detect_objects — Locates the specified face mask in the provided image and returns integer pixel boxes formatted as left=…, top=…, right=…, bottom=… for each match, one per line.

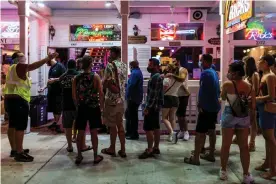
left=147, top=67, right=153, bottom=73
left=227, top=73, right=233, bottom=80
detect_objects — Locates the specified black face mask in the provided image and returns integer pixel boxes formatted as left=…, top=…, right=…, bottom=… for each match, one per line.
left=147, top=67, right=153, bottom=73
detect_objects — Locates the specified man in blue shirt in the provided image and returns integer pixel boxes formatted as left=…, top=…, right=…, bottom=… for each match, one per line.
left=185, top=54, right=220, bottom=165
left=125, top=60, right=143, bottom=140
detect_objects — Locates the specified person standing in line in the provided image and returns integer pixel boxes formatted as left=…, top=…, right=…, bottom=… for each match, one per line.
left=56, top=59, right=91, bottom=153
left=4, top=51, right=58, bottom=162
left=39, top=56, right=66, bottom=133
left=184, top=54, right=220, bottom=165
left=175, top=60, right=190, bottom=141
left=162, top=63, right=183, bottom=143
left=232, top=56, right=259, bottom=152
left=101, top=47, right=127, bottom=158
left=219, top=61, right=255, bottom=183
left=72, top=56, right=104, bottom=165
left=125, top=60, right=143, bottom=140
left=138, top=58, right=163, bottom=159
left=255, top=55, right=276, bottom=180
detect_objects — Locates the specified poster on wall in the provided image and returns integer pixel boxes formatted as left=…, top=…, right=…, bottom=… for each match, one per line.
left=151, top=23, right=203, bottom=41
left=234, top=20, right=276, bottom=41
left=224, top=0, right=254, bottom=34
left=1, top=22, right=19, bottom=38
left=70, top=24, right=121, bottom=42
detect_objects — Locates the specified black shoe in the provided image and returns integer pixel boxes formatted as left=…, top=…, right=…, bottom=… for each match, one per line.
left=55, top=125, right=64, bottom=134
left=138, top=149, right=154, bottom=159
left=48, top=122, right=57, bottom=130
left=14, top=152, right=34, bottom=162
left=152, top=148, right=161, bottom=155
left=10, top=149, right=30, bottom=157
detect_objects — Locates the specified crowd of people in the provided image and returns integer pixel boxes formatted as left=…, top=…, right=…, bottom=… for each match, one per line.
left=2, top=46, right=276, bottom=183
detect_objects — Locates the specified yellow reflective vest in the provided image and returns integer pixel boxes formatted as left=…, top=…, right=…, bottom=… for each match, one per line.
left=3, top=64, right=31, bottom=102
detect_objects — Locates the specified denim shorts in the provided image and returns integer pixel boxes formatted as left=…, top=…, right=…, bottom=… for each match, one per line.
left=257, top=103, right=276, bottom=130
left=221, top=106, right=250, bottom=129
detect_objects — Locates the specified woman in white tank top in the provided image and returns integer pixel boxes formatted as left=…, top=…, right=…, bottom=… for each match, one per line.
left=162, top=64, right=183, bottom=142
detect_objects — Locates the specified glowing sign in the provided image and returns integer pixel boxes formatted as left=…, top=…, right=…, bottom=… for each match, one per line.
left=159, top=24, right=177, bottom=41
left=1, top=22, right=20, bottom=38
left=75, top=27, right=113, bottom=37
left=245, top=21, right=274, bottom=40
left=224, top=0, right=253, bottom=34
left=176, top=30, right=195, bottom=34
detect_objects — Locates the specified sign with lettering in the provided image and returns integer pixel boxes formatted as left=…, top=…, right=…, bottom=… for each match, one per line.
left=245, top=21, right=274, bottom=40
left=169, top=42, right=181, bottom=46
left=208, top=38, right=221, bottom=45
left=70, top=24, right=121, bottom=42
left=128, top=36, right=147, bottom=44
left=224, top=0, right=253, bottom=34
left=0, top=38, right=19, bottom=44
left=256, top=41, right=265, bottom=45
left=1, top=22, right=20, bottom=38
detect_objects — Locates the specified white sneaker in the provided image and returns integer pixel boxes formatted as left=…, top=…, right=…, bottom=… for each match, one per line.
left=242, top=173, right=254, bottom=184
left=167, top=133, right=173, bottom=142
left=177, top=131, right=184, bottom=139
left=219, top=169, right=228, bottom=181
left=183, top=131, right=190, bottom=141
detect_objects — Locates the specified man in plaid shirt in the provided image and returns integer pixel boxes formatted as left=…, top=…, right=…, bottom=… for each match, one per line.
left=139, top=58, right=164, bottom=159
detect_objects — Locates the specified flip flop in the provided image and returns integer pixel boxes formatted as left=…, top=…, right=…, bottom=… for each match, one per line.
left=118, top=150, right=127, bottom=158
left=93, top=155, right=104, bottom=165
left=184, top=156, right=200, bottom=166
left=260, top=171, right=276, bottom=180
left=75, top=156, right=83, bottom=165
left=101, top=148, right=116, bottom=157
left=200, top=152, right=215, bottom=162
left=81, top=146, right=92, bottom=152
left=255, top=164, right=269, bottom=172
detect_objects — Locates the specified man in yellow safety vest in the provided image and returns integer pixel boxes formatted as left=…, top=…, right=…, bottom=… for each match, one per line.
left=3, top=51, right=58, bottom=162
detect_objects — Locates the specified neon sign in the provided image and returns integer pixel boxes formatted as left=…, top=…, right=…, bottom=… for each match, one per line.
left=224, top=0, right=253, bottom=34
left=75, top=27, right=113, bottom=37
left=245, top=21, right=274, bottom=40
left=159, top=24, right=177, bottom=41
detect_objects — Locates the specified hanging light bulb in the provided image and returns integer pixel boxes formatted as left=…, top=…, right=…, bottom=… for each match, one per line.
left=159, top=47, right=164, bottom=50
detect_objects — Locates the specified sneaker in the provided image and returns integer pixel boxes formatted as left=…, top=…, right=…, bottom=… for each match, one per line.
left=10, top=149, right=30, bottom=157
left=242, top=173, right=254, bottom=184
left=177, top=131, right=184, bottom=139
left=152, top=148, right=161, bottom=155
left=219, top=169, right=228, bottom=180
left=167, top=133, right=173, bottom=142
left=14, top=152, right=34, bottom=162
left=183, top=131, right=190, bottom=141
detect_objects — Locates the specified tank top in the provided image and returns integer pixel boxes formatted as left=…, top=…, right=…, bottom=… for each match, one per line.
left=177, top=67, right=190, bottom=97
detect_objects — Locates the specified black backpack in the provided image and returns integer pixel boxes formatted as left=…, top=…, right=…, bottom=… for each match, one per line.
left=227, top=81, right=252, bottom=118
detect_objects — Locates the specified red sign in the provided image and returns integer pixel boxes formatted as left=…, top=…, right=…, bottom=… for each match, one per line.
left=208, top=38, right=220, bottom=45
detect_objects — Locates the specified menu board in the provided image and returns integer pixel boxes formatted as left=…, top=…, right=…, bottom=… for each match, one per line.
left=70, top=24, right=121, bottom=42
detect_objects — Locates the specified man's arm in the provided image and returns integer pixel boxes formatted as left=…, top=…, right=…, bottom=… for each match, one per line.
left=27, top=53, right=58, bottom=72
left=146, top=76, right=163, bottom=109
left=127, top=72, right=138, bottom=99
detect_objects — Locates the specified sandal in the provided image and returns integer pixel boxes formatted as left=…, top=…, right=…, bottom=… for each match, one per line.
left=118, top=150, right=127, bottom=158
left=260, top=171, right=276, bottom=180
left=75, top=155, right=83, bottom=165
left=81, top=146, right=92, bottom=152
left=66, top=147, right=73, bottom=153
left=101, top=148, right=116, bottom=157
left=255, top=164, right=269, bottom=171
left=93, top=155, right=104, bottom=165
left=184, top=156, right=200, bottom=166
left=200, top=152, right=215, bottom=162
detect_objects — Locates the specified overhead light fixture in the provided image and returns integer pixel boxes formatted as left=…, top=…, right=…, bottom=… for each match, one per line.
left=243, top=50, right=246, bottom=53
left=105, top=1, right=112, bottom=7
left=159, top=47, right=164, bottom=50
left=260, top=46, right=264, bottom=49
left=171, top=49, right=175, bottom=53
left=37, top=2, right=45, bottom=7
left=247, top=49, right=250, bottom=52
left=252, top=48, right=256, bottom=50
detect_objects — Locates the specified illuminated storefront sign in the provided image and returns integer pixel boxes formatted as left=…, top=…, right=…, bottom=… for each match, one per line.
left=245, top=21, right=274, bottom=40
left=224, top=0, right=253, bottom=34
left=70, top=24, right=121, bottom=42
left=151, top=23, right=203, bottom=41
left=1, top=22, right=20, bottom=38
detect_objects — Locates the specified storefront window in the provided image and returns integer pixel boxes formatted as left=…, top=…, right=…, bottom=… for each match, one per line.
left=151, top=23, right=204, bottom=41
left=234, top=20, right=276, bottom=40
left=70, top=24, right=121, bottom=42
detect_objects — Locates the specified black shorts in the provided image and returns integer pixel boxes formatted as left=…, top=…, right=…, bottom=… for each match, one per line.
left=47, top=94, right=62, bottom=115
left=62, top=111, right=76, bottom=128
left=5, top=97, right=29, bottom=131
left=196, top=110, right=218, bottom=133
left=176, top=96, right=189, bottom=117
left=75, top=104, right=102, bottom=130
left=163, top=96, right=179, bottom=108
left=143, top=108, right=160, bottom=131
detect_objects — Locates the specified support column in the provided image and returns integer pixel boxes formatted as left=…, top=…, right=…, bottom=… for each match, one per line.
left=18, top=1, right=30, bottom=63
left=120, top=1, right=129, bottom=64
